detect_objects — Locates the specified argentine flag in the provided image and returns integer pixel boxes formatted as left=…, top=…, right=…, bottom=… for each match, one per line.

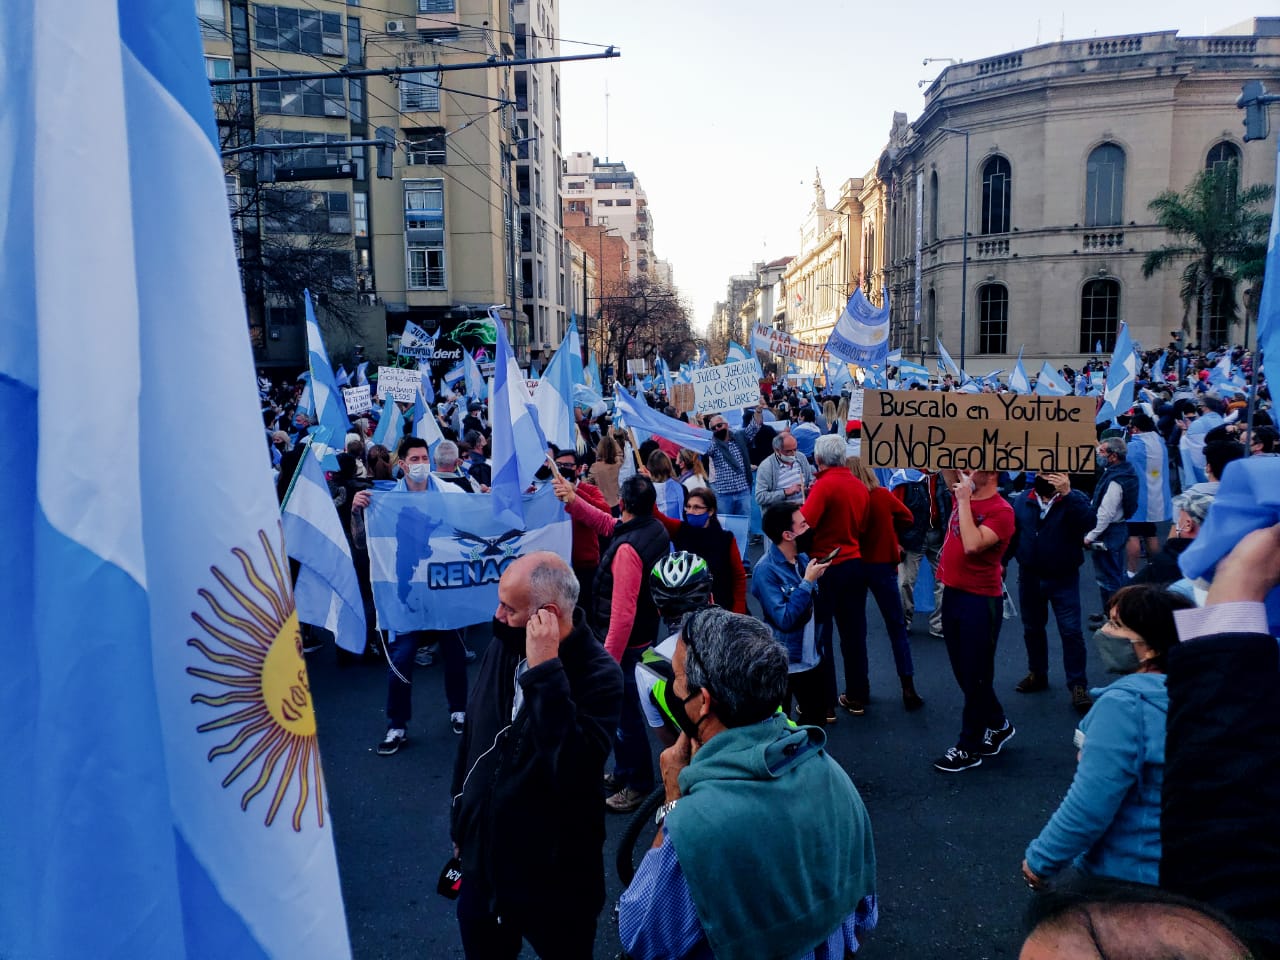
left=1009, top=347, right=1031, bottom=394
left=1096, top=323, right=1137, bottom=424
left=282, top=442, right=367, bottom=653
left=1126, top=431, right=1172, bottom=523
left=490, top=309, right=549, bottom=526
left=826, top=289, right=890, bottom=366
left=305, top=289, right=352, bottom=468
left=532, top=315, right=582, bottom=450
left=463, top=349, right=486, bottom=400
left=1258, top=137, right=1280, bottom=385
left=727, top=340, right=751, bottom=364
left=372, top=397, right=405, bottom=449
left=614, top=384, right=714, bottom=454
left=0, top=1, right=350, bottom=957
left=1034, top=362, right=1070, bottom=397
left=935, top=337, right=963, bottom=380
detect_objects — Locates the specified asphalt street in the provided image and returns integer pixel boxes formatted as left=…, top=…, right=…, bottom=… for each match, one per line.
left=310, top=556, right=1098, bottom=959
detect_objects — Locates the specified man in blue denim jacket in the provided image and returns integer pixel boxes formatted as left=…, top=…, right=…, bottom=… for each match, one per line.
left=751, top=503, right=832, bottom=725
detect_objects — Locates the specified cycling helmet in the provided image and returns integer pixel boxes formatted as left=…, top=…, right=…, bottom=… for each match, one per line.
left=649, top=551, right=713, bottom=617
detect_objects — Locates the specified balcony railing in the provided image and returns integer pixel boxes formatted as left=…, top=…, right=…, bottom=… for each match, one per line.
left=1082, top=230, right=1124, bottom=249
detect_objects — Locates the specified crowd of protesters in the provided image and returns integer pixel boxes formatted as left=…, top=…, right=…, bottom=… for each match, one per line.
left=263, top=331, right=1280, bottom=959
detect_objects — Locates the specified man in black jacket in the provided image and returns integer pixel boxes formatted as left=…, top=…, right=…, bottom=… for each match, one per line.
left=1163, top=524, right=1280, bottom=957
left=450, top=551, right=623, bottom=959
left=1011, top=472, right=1097, bottom=714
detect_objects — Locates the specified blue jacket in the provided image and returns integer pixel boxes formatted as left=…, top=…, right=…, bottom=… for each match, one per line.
left=750, top=543, right=819, bottom=671
left=1012, top=489, right=1096, bottom=579
left=1025, top=672, right=1168, bottom=885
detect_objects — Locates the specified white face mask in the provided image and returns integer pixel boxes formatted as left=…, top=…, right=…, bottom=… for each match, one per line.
left=406, top=462, right=431, bottom=482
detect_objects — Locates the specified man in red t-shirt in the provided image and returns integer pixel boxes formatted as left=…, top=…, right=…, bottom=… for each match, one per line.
left=933, top=469, right=1016, bottom=772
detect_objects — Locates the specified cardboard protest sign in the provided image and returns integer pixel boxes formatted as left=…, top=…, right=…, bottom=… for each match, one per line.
left=860, top=391, right=1096, bottom=472
left=670, top=383, right=696, bottom=415
left=375, top=366, right=419, bottom=403
left=342, top=385, right=372, bottom=416
left=847, top=389, right=865, bottom=421
left=692, top=360, right=760, bottom=416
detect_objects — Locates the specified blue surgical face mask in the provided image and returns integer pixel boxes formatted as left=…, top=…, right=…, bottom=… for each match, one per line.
left=406, top=462, right=431, bottom=482
left=685, top=512, right=710, bottom=528
left=1096, top=453, right=1108, bottom=469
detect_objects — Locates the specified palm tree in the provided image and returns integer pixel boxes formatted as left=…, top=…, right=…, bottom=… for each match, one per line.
left=1141, top=164, right=1272, bottom=348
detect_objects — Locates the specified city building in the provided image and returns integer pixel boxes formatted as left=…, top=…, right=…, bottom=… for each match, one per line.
left=512, top=0, right=567, bottom=364
left=563, top=152, right=654, bottom=281
left=879, top=20, right=1280, bottom=370
left=783, top=173, right=863, bottom=350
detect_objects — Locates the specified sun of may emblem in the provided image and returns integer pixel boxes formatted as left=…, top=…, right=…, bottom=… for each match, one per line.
left=187, top=525, right=325, bottom=831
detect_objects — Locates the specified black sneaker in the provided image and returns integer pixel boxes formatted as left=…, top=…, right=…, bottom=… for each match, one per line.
left=1015, top=671, right=1049, bottom=693
left=1071, top=685, right=1094, bottom=715
left=377, top=728, right=407, bottom=756
left=978, top=721, right=1016, bottom=757
left=933, top=746, right=982, bottom=772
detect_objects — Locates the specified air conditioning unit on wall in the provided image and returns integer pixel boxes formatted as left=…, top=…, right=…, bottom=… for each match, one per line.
left=385, top=19, right=406, bottom=34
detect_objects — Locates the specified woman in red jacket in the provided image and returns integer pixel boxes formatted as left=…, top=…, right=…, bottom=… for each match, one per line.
left=849, top=457, right=924, bottom=710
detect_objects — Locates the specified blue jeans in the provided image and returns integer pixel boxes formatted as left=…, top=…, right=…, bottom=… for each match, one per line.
left=612, top=646, right=654, bottom=792
left=1092, top=525, right=1128, bottom=609
left=941, top=587, right=1007, bottom=753
left=714, top=487, right=753, bottom=519
left=385, top=628, right=468, bottom=729
left=1019, top=571, right=1087, bottom=689
left=748, top=470, right=763, bottom=536
left=866, top=561, right=914, bottom=677
left=814, top=558, right=870, bottom=702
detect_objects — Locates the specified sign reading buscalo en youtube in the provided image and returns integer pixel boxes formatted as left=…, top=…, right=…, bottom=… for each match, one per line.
left=860, top=391, right=1096, bottom=472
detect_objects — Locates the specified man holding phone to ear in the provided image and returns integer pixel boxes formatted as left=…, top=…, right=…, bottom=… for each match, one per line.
left=933, top=469, right=1017, bottom=773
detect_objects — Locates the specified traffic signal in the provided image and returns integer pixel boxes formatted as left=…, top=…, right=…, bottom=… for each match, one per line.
left=1238, top=81, right=1270, bottom=143
left=375, top=126, right=396, bottom=178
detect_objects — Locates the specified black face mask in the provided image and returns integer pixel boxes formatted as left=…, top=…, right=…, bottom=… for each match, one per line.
left=490, top=617, right=527, bottom=657
left=660, top=680, right=706, bottom=742
left=713, top=426, right=729, bottom=439
left=1033, top=477, right=1056, bottom=499
left=795, top=529, right=816, bottom=556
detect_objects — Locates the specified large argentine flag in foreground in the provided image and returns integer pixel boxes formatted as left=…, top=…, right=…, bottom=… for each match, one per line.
left=0, top=3, right=350, bottom=958
left=365, top=485, right=570, bottom=633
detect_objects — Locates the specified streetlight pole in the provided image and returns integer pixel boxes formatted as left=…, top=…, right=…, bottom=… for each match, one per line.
left=939, top=126, right=970, bottom=372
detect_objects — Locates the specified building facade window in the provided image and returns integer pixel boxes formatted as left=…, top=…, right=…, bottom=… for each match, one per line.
left=981, top=155, right=1012, bottom=235
left=347, top=16, right=362, bottom=65
left=1085, top=142, right=1125, bottom=227
left=257, top=70, right=345, bottom=117
left=262, top=188, right=349, bottom=234
left=254, top=5, right=343, bottom=55
left=404, top=179, right=445, bottom=290
left=198, top=0, right=227, bottom=38
left=977, top=283, right=1008, bottom=354
left=1080, top=278, right=1120, bottom=353
left=1206, top=140, right=1241, bottom=175
left=406, top=127, right=446, bottom=165
left=400, top=71, right=441, bottom=112
left=418, top=0, right=456, bottom=11
left=1201, top=276, right=1235, bottom=348
left=206, top=56, right=233, bottom=103
left=353, top=192, right=367, bottom=238
left=929, top=170, right=939, bottom=243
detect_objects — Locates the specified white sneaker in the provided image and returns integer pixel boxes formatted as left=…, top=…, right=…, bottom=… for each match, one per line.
left=377, top=728, right=407, bottom=756
left=450, top=712, right=466, bottom=735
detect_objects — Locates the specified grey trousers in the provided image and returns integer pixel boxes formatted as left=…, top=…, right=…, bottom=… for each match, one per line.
left=899, top=528, right=944, bottom=634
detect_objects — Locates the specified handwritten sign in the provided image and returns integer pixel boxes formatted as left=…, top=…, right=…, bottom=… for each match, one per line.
left=375, top=366, right=419, bottom=403
left=692, top=360, right=761, bottom=416
left=860, top=391, right=1096, bottom=472
left=670, top=382, right=696, bottom=415
left=342, top=385, right=372, bottom=415
left=847, top=388, right=865, bottom=421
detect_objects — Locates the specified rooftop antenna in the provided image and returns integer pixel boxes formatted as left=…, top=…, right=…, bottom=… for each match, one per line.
left=604, top=80, right=610, bottom=162
left=1059, top=12, right=1065, bottom=42
left=1036, top=19, right=1041, bottom=44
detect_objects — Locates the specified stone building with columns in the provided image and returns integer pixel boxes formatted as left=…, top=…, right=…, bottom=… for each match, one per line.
left=876, top=20, right=1280, bottom=373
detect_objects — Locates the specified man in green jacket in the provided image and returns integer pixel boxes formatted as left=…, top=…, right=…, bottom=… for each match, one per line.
left=617, top=608, right=878, bottom=960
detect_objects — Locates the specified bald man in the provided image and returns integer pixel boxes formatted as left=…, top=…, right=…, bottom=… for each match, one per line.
left=450, top=552, right=623, bottom=960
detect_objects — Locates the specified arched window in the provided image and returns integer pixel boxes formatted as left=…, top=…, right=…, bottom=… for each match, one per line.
left=977, top=284, right=1008, bottom=354
left=1206, top=141, right=1241, bottom=175
left=1085, top=143, right=1125, bottom=227
left=1201, top=276, right=1235, bottom=348
left=981, top=156, right=1011, bottom=235
left=929, top=170, right=939, bottom=242
left=1080, top=279, right=1120, bottom=353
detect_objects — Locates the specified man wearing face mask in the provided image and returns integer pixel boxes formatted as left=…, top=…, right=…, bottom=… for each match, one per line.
left=1011, top=472, right=1098, bottom=714
left=551, top=445, right=609, bottom=614
left=451, top=552, right=622, bottom=959
left=754, top=431, right=815, bottom=510
left=352, top=436, right=473, bottom=748
left=1084, top=439, right=1140, bottom=629
left=618, top=609, right=877, bottom=960
left=704, top=407, right=761, bottom=519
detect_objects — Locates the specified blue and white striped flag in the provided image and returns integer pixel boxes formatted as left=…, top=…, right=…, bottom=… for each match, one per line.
left=416, top=363, right=436, bottom=404
left=463, top=348, right=486, bottom=400
left=442, top=362, right=465, bottom=389
left=1126, top=431, right=1172, bottom=523
left=532, top=315, right=581, bottom=450
left=414, top=378, right=444, bottom=457
left=282, top=442, right=367, bottom=653
left=727, top=340, right=751, bottom=364
left=895, top=360, right=930, bottom=386
left=490, top=310, right=548, bottom=526
left=1096, top=322, right=1137, bottom=424
left=887, top=348, right=903, bottom=364
left=1149, top=351, right=1166, bottom=383
left=1034, top=362, right=1070, bottom=397
left=935, top=337, right=963, bottom=380
left=355, top=361, right=370, bottom=387
left=614, top=384, right=714, bottom=454
left=0, top=2, right=350, bottom=956
left=1259, top=137, right=1280, bottom=385
left=305, top=290, right=352, bottom=468
left=334, top=365, right=350, bottom=387
left=826, top=289, right=890, bottom=366
left=372, top=398, right=405, bottom=449
left=1009, top=347, right=1031, bottom=394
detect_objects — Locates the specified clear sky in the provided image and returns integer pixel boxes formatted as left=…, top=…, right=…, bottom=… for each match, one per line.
left=556, top=1, right=1265, bottom=333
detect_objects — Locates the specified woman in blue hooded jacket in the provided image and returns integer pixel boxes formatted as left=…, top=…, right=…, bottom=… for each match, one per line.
left=1022, top=584, right=1194, bottom=888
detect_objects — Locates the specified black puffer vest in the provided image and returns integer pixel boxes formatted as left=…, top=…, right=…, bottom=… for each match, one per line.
left=592, top=515, right=670, bottom=649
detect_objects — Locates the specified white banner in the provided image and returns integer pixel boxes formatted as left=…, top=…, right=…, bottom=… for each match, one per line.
left=751, top=321, right=825, bottom=364
left=375, top=366, right=419, bottom=403
left=692, top=360, right=760, bottom=415
left=342, top=385, right=372, bottom=415
left=914, top=169, right=923, bottom=326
